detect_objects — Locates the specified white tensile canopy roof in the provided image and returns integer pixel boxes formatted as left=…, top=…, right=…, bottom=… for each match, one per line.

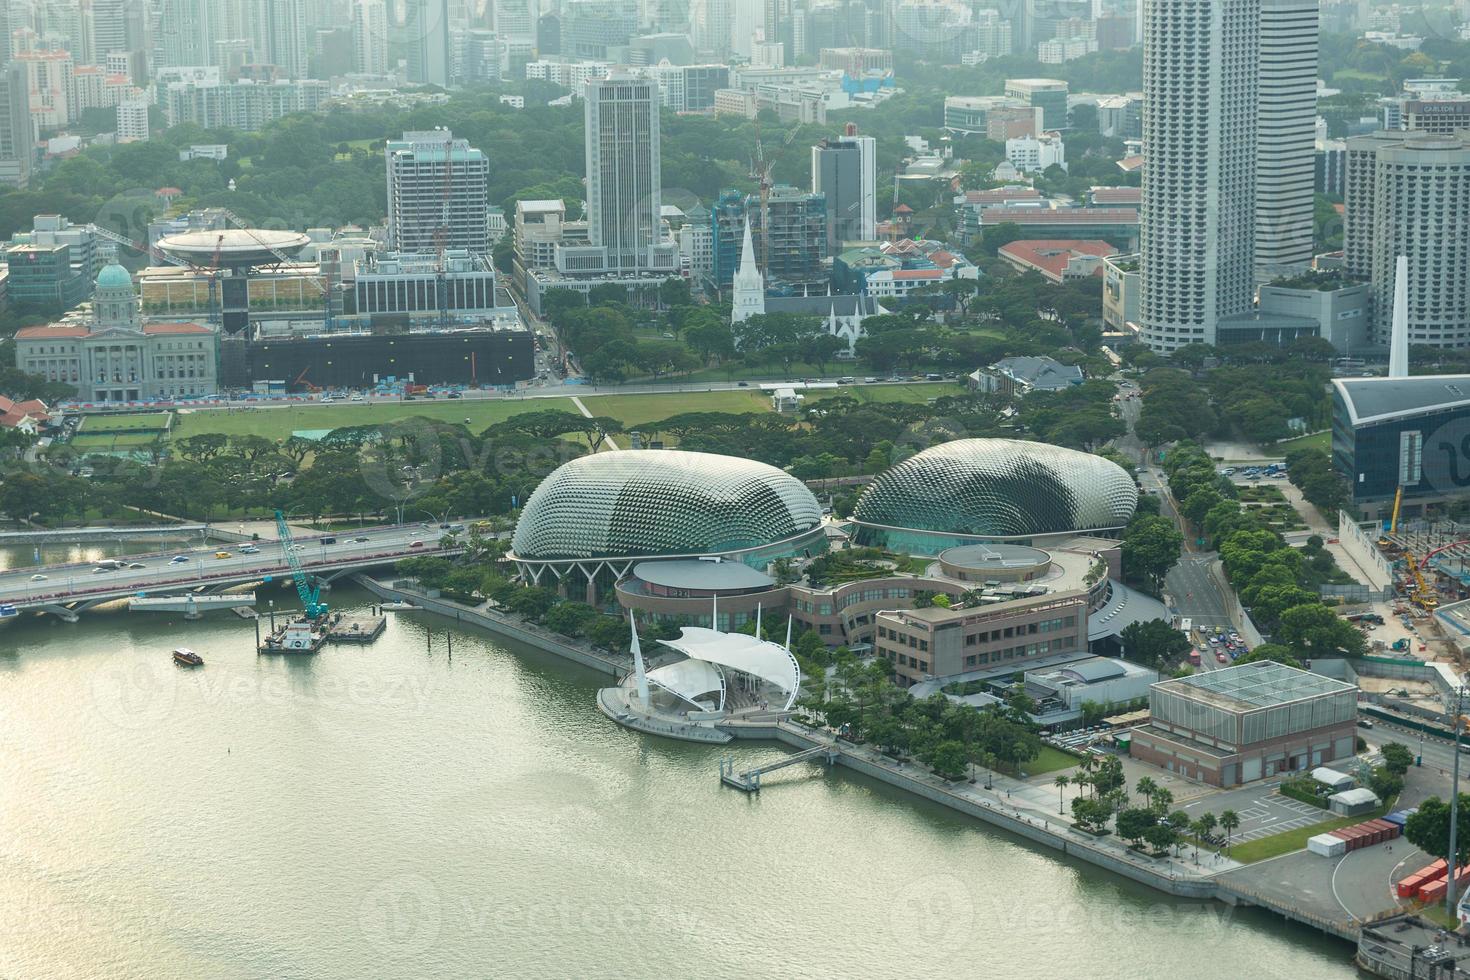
left=646, top=658, right=726, bottom=710
left=656, top=627, right=802, bottom=710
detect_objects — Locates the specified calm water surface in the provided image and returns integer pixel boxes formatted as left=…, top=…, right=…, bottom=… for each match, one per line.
left=0, top=544, right=1359, bottom=979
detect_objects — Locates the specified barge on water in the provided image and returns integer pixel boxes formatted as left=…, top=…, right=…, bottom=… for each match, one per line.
left=259, top=618, right=327, bottom=654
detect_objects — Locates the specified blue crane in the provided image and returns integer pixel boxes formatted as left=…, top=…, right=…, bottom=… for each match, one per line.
left=275, top=510, right=327, bottom=619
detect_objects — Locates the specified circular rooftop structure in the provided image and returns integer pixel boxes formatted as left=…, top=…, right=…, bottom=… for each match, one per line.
left=156, top=229, right=311, bottom=268
left=511, top=450, right=824, bottom=563
left=96, top=263, right=132, bottom=288
left=853, top=439, right=1137, bottom=553
left=938, top=543, right=1052, bottom=582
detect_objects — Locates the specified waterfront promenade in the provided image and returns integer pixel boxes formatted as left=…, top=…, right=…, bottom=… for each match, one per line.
left=356, top=575, right=1362, bottom=941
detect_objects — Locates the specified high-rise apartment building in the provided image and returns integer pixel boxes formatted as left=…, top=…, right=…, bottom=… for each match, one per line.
left=1138, top=0, right=1259, bottom=350
left=583, top=75, right=662, bottom=272
left=263, top=0, right=310, bottom=78
left=385, top=130, right=490, bottom=255
left=1254, top=0, right=1318, bottom=277
left=811, top=130, right=876, bottom=253
left=353, top=0, right=389, bottom=74
left=158, top=0, right=218, bottom=68
left=388, top=0, right=451, bottom=86
left=1345, top=132, right=1470, bottom=348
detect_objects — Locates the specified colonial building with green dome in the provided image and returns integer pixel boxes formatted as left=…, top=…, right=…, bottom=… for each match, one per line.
left=12, top=263, right=219, bottom=403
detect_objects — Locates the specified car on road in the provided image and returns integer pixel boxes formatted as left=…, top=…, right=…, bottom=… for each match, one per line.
left=737, top=381, right=749, bottom=387
left=214, top=551, right=232, bottom=559
left=240, top=545, right=259, bottom=555
left=92, top=567, right=112, bottom=574
left=128, top=562, right=146, bottom=569
left=864, top=377, right=878, bottom=384
left=350, top=394, right=365, bottom=402
left=169, top=555, right=190, bottom=564
left=447, top=391, right=462, bottom=399
left=354, top=536, right=370, bottom=543
left=1358, top=719, right=1374, bottom=728
left=409, top=540, right=425, bottom=549
left=30, top=574, right=47, bottom=581
left=839, top=377, right=856, bottom=384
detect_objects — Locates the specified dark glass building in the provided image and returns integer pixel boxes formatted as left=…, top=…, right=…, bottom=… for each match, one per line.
left=1332, top=375, right=1470, bottom=521
left=233, top=327, right=534, bottom=389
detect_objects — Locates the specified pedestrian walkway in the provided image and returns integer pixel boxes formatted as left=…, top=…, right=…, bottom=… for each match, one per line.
left=570, top=395, right=620, bottom=451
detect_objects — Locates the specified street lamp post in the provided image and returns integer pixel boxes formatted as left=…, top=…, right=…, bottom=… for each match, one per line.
left=1449, top=686, right=1466, bottom=916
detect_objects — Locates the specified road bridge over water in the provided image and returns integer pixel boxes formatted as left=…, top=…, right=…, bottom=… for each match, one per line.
left=0, top=522, right=468, bottom=622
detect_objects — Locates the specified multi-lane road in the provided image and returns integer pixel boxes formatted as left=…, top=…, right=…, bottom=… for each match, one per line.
left=0, top=522, right=462, bottom=611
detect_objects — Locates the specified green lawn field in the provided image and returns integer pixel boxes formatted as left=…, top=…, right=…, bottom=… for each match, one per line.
left=1019, top=745, right=1083, bottom=776
left=167, top=382, right=972, bottom=445
left=1275, top=431, right=1329, bottom=455
left=577, top=390, right=772, bottom=426
left=171, top=397, right=580, bottom=442
left=80, top=412, right=172, bottom=433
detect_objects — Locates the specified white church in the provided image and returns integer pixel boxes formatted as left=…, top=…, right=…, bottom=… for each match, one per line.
left=730, top=220, right=888, bottom=355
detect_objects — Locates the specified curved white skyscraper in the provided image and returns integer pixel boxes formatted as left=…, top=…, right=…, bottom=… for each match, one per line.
left=1139, top=0, right=1260, bottom=351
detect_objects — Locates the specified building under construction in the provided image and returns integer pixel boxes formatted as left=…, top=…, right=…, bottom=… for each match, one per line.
left=709, top=185, right=828, bottom=293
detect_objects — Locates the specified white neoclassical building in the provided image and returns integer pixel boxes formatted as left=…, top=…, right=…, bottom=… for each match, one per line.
left=14, top=264, right=220, bottom=403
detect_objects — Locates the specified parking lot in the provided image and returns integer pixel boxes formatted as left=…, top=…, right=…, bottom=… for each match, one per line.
left=1181, top=783, right=1327, bottom=841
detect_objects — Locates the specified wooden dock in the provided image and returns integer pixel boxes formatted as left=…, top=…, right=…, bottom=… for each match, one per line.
left=327, top=615, right=386, bottom=644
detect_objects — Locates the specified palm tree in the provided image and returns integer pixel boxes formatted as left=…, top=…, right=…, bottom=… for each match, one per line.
left=1198, top=812, right=1219, bottom=854
left=1135, top=775, right=1158, bottom=810
left=1219, top=810, right=1240, bottom=854
left=1054, top=774, right=1069, bottom=814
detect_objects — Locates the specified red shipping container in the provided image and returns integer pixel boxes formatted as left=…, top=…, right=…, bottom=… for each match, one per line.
left=1422, top=878, right=1449, bottom=903
left=1331, top=828, right=1354, bottom=841
left=1422, top=860, right=1452, bottom=884
left=1367, top=819, right=1400, bottom=841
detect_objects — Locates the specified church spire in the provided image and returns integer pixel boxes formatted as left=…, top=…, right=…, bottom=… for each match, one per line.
left=731, top=216, right=765, bottom=324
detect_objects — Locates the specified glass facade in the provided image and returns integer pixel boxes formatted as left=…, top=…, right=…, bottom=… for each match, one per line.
left=512, top=450, right=825, bottom=562
left=852, top=439, right=1137, bottom=553
left=1333, top=390, right=1470, bottom=508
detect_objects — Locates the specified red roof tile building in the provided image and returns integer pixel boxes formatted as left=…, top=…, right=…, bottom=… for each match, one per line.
left=998, top=239, right=1118, bottom=283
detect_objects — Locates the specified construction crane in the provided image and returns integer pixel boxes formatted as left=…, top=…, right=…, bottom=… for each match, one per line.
left=1402, top=549, right=1439, bottom=611
left=88, top=224, right=191, bottom=268
left=1378, top=485, right=1405, bottom=548
left=212, top=208, right=336, bottom=331
left=275, top=510, right=327, bottom=619
left=749, top=116, right=774, bottom=269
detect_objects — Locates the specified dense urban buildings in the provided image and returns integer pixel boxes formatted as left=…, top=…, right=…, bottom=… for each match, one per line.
left=1138, top=0, right=1259, bottom=350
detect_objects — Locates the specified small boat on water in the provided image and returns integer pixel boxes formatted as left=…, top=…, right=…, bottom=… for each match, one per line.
left=173, top=647, right=204, bottom=667
left=380, top=601, right=418, bottom=612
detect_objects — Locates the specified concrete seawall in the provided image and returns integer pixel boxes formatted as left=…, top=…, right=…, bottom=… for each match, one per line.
left=725, top=723, right=1219, bottom=900
left=355, top=576, right=627, bottom=677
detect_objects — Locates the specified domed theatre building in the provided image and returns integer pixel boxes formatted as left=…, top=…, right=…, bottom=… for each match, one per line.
left=509, top=450, right=828, bottom=611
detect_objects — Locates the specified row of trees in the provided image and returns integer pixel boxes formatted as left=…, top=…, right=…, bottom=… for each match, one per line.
left=1164, top=444, right=1366, bottom=659
left=1063, top=758, right=1244, bottom=855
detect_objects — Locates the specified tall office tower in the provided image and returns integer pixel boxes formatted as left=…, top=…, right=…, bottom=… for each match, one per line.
left=1254, top=0, right=1318, bottom=278
left=353, top=0, right=388, bottom=73
left=263, top=0, right=309, bottom=77
left=158, top=0, right=217, bottom=67
left=90, top=0, right=132, bottom=56
left=385, top=130, right=491, bottom=254
left=584, top=75, right=661, bottom=272
left=494, top=0, right=535, bottom=39
left=389, top=0, right=450, bottom=86
left=0, top=0, right=10, bottom=64
left=694, top=0, right=732, bottom=55
left=1345, top=132, right=1470, bottom=348
left=1137, top=0, right=1260, bottom=351
left=811, top=130, right=876, bottom=253
left=0, top=61, right=33, bottom=186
